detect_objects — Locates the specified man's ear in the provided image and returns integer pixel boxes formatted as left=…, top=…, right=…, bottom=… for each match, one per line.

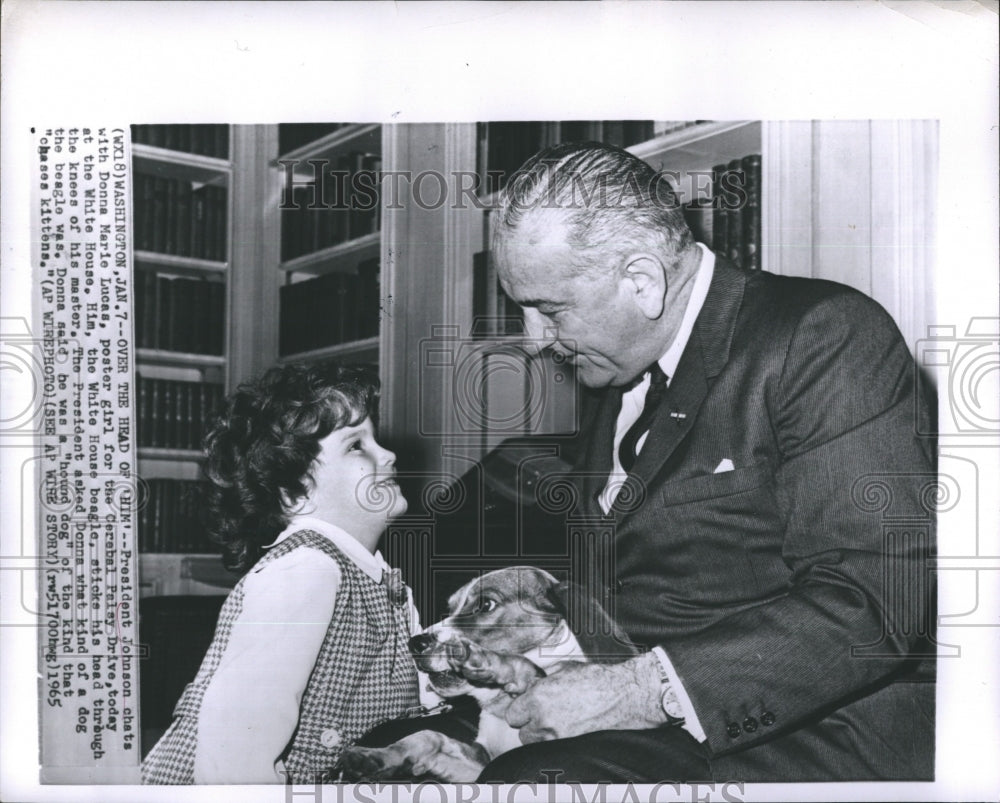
left=622, top=254, right=668, bottom=320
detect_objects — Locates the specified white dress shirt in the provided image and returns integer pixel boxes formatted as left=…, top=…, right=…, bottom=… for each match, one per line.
left=192, top=516, right=434, bottom=783
left=599, top=244, right=715, bottom=742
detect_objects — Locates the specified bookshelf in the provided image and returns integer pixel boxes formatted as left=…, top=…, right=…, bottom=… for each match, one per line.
left=275, top=123, right=384, bottom=367
left=131, top=125, right=237, bottom=598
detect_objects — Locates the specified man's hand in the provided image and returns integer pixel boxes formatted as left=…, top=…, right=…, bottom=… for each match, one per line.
left=504, top=653, right=669, bottom=743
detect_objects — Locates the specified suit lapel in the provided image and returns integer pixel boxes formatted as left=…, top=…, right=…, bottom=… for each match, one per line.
left=609, top=257, right=748, bottom=521
left=619, top=328, right=708, bottom=505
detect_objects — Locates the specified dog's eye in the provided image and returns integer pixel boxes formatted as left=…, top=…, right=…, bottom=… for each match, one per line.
left=472, top=598, right=497, bottom=614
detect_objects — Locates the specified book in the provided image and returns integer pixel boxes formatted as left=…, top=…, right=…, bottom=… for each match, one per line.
left=191, top=186, right=208, bottom=259
left=207, top=280, right=226, bottom=355
left=176, top=277, right=196, bottom=353
left=187, top=380, right=202, bottom=450
left=138, top=375, right=151, bottom=447
left=137, top=376, right=222, bottom=450
left=155, top=275, right=173, bottom=350
left=151, top=177, right=168, bottom=254
left=135, top=174, right=155, bottom=251
left=135, top=271, right=152, bottom=349
left=601, top=121, right=626, bottom=149
left=741, top=154, right=762, bottom=271
left=152, top=479, right=165, bottom=551
left=711, top=164, right=729, bottom=256
left=162, top=125, right=178, bottom=152
left=209, top=186, right=228, bottom=262
left=622, top=121, right=655, bottom=147
left=175, top=181, right=193, bottom=258
left=707, top=155, right=763, bottom=269
left=138, top=479, right=212, bottom=553
left=725, top=159, right=746, bottom=268
left=169, top=179, right=180, bottom=256
left=162, top=380, right=177, bottom=447
left=149, top=378, right=163, bottom=447
left=213, top=125, right=229, bottom=159
left=174, top=382, right=190, bottom=451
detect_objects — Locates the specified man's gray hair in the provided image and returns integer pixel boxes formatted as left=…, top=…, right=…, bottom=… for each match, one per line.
left=492, top=141, right=694, bottom=274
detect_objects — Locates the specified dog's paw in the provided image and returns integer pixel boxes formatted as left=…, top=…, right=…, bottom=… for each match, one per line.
left=446, top=639, right=544, bottom=695
left=339, top=745, right=400, bottom=781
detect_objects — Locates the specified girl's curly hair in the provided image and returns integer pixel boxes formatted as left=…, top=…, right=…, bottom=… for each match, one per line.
left=202, top=362, right=378, bottom=575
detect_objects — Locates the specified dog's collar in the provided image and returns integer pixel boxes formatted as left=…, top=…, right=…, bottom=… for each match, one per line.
left=521, top=621, right=586, bottom=671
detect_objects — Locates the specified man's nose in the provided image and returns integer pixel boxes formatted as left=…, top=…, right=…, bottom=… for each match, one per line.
left=522, top=308, right=558, bottom=355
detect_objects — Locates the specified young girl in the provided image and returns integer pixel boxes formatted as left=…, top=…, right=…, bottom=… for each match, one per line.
left=141, top=363, right=425, bottom=784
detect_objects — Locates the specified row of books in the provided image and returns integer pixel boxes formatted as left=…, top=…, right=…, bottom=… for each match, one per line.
left=137, top=376, right=225, bottom=450
left=278, top=123, right=346, bottom=156
left=480, top=120, right=676, bottom=195
left=681, top=154, right=762, bottom=272
left=278, top=258, right=381, bottom=356
left=557, top=120, right=659, bottom=150
left=135, top=272, right=226, bottom=354
left=480, top=121, right=547, bottom=194
left=132, top=124, right=230, bottom=159
left=134, top=175, right=228, bottom=261
left=280, top=152, right=382, bottom=262
left=138, top=479, right=212, bottom=553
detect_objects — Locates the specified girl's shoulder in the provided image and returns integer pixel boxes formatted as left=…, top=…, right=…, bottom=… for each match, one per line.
left=237, top=538, right=345, bottom=621
left=249, top=532, right=346, bottom=579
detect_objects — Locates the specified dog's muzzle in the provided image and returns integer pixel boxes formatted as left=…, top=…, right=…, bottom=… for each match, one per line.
left=409, top=632, right=437, bottom=656
left=409, top=630, right=474, bottom=691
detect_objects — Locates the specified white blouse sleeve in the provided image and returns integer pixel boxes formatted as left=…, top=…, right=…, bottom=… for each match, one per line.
left=193, top=547, right=341, bottom=783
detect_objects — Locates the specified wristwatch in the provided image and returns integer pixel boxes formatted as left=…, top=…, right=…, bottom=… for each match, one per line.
left=650, top=649, right=686, bottom=726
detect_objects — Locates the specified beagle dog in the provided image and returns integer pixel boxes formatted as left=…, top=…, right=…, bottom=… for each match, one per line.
left=339, top=566, right=637, bottom=782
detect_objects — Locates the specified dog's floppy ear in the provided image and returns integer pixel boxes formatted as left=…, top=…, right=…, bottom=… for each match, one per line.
left=544, top=581, right=639, bottom=663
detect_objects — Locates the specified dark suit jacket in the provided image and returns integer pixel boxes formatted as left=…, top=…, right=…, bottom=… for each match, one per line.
left=571, top=258, right=936, bottom=780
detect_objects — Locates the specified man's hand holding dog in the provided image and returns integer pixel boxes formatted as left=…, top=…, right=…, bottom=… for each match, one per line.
left=504, top=652, right=670, bottom=743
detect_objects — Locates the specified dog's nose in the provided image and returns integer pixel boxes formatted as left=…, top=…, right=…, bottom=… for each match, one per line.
left=409, top=632, right=437, bottom=655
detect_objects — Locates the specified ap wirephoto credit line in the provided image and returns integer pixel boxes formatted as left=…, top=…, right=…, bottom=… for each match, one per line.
left=33, top=127, right=142, bottom=783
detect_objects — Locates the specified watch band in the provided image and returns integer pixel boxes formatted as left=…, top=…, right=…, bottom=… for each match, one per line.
left=650, top=650, right=685, bottom=726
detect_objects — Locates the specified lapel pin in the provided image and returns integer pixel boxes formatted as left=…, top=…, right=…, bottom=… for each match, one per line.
left=669, top=411, right=687, bottom=420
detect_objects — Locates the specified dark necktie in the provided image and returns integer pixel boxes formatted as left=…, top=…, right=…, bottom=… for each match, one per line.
left=618, top=363, right=668, bottom=473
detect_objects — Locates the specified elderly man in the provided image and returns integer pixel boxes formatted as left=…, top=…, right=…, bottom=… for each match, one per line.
left=476, top=141, right=936, bottom=782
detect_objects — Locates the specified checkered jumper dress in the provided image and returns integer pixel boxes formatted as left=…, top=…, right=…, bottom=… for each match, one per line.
left=141, top=530, right=420, bottom=784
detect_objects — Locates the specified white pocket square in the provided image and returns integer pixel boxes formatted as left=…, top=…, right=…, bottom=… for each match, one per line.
left=713, top=459, right=735, bottom=474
